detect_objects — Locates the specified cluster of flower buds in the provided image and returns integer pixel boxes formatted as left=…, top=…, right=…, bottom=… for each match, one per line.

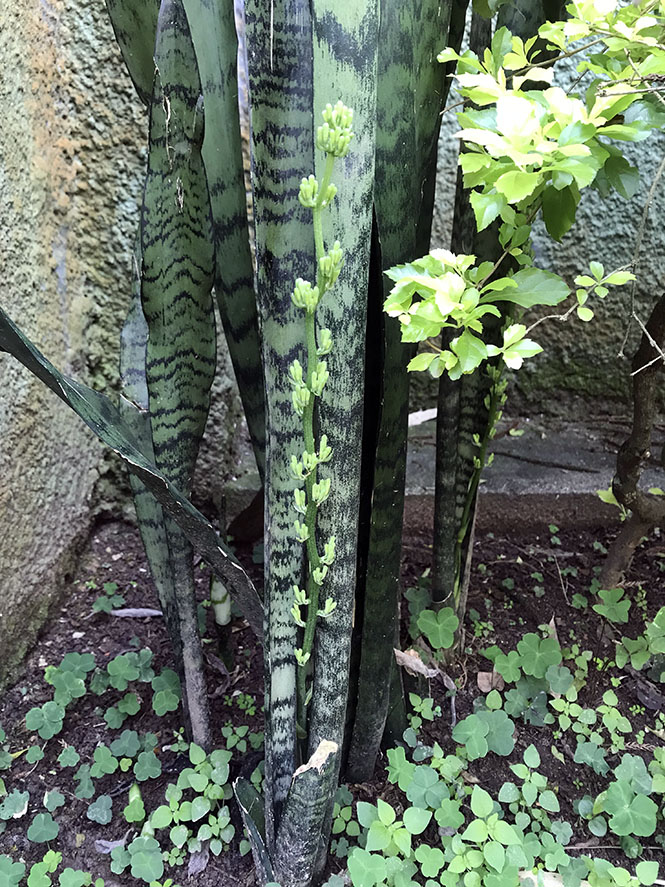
left=294, top=520, right=309, bottom=543
left=317, top=328, right=333, bottom=356
left=291, top=278, right=320, bottom=313
left=321, top=535, right=335, bottom=566
left=317, top=598, right=336, bottom=619
left=312, top=477, right=331, bottom=506
left=316, top=101, right=354, bottom=159
left=312, top=564, right=328, bottom=586
left=289, top=435, right=333, bottom=481
left=295, top=648, right=311, bottom=667
left=310, top=360, right=329, bottom=396
left=299, top=174, right=338, bottom=210
left=290, top=585, right=309, bottom=628
left=319, top=241, right=344, bottom=291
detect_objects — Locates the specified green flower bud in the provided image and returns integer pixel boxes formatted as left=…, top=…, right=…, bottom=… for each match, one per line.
left=291, top=278, right=320, bottom=311
left=312, top=565, right=328, bottom=586
left=289, top=359, right=304, bottom=388
left=293, top=488, right=307, bottom=514
left=318, top=598, right=336, bottom=619
left=302, top=450, right=318, bottom=472
left=290, top=455, right=305, bottom=480
left=295, top=649, right=310, bottom=667
left=291, top=603, right=306, bottom=627
left=317, top=328, right=333, bottom=356
left=320, top=183, right=337, bottom=208
left=293, top=584, right=308, bottom=605
left=312, top=477, right=331, bottom=506
left=321, top=535, right=336, bottom=566
left=319, top=241, right=344, bottom=289
left=310, top=361, right=329, bottom=396
left=322, top=100, right=354, bottom=131
left=294, top=520, right=309, bottom=543
left=292, top=386, right=311, bottom=416
left=298, top=174, right=319, bottom=208
left=318, top=435, right=333, bottom=463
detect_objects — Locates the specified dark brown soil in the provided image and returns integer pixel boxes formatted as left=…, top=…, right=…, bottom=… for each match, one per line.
left=1, top=513, right=664, bottom=884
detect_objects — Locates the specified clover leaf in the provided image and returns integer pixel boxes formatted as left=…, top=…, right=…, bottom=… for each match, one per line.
left=128, top=836, right=164, bottom=883
left=87, top=795, right=113, bottom=825
left=452, top=714, right=489, bottom=760
left=25, top=702, right=65, bottom=740
left=593, top=588, right=631, bottom=624
left=27, top=812, right=59, bottom=843
left=0, top=855, right=25, bottom=887
left=110, top=729, right=141, bottom=759
left=151, top=669, right=181, bottom=716
left=417, top=608, right=459, bottom=651
left=107, top=653, right=140, bottom=690
left=90, top=746, right=118, bottom=778
left=73, top=765, right=94, bottom=800
left=476, top=710, right=515, bottom=756
left=134, top=751, right=162, bottom=782
left=58, top=868, right=94, bottom=887
left=516, top=633, right=561, bottom=679
left=0, top=790, right=29, bottom=821
left=43, top=791, right=65, bottom=813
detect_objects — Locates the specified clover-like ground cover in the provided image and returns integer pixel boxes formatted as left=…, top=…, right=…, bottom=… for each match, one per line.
left=0, top=511, right=663, bottom=886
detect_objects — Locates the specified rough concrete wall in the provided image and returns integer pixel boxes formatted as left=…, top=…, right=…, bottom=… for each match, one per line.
left=432, top=49, right=665, bottom=413
left=0, top=0, right=243, bottom=687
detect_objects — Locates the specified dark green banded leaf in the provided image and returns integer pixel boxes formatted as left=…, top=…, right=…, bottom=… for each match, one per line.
left=105, top=0, right=160, bottom=105
left=119, top=236, right=183, bottom=667
left=182, top=0, right=266, bottom=479
left=140, top=0, right=217, bottom=750
left=244, top=0, right=315, bottom=836
left=0, top=307, right=264, bottom=638
left=305, top=1, right=378, bottom=865
left=345, top=0, right=458, bottom=782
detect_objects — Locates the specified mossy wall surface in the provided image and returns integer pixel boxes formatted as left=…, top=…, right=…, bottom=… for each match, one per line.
left=0, top=0, right=243, bottom=688
left=432, top=61, right=665, bottom=416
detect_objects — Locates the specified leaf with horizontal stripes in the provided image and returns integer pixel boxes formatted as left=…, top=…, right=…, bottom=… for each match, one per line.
left=0, top=306, right=263, bottom=638
left=346, top=0, right=463, bottom=783
left=105, top=0, right=160, bottom=105
left=139, top=0, right=217, bottom=749
left=244, top=0, right=315, bottom=842
left=183, top=0, right=266, bottom=479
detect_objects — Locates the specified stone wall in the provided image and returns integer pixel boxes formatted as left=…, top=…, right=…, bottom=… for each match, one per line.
left=0, top=0, right=243, bottom=688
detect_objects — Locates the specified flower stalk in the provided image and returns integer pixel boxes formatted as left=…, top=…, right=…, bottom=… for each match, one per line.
left=288, top=102, right=354, bottom=737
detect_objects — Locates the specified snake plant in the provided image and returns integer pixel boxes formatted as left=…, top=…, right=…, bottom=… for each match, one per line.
left=0, top=0, right=489, bottom=882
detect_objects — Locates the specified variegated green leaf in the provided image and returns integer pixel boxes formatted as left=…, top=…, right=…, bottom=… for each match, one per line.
left=119, top=236, right=183, bottom=667
left=182, top=0, right=266, bottom=480
left=105, top=0, right=160, bottom=105
left=0, top=307, right=264, bottom=638
left=139, top=0, right=217, bottom=749
left=346, top=0, right=462, bottom=782
left=244, top=0, right=315, bottom=838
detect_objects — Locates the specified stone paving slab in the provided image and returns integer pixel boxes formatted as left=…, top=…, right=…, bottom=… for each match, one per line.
left=224, top=414, right=665, bottom=531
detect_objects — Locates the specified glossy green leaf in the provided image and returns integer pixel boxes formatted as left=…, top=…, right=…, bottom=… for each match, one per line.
left=0, top=307, right=263, bottom=637
left=182, top=0, right=266, bottom=477
left=105, top=0, right=160, bottom=105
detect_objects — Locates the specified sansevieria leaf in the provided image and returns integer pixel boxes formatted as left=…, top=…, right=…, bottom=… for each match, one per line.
left=244, top=0, right=315, bottom=841
left=105, top=0, right=160, bottom=106
left=345, top=0, right=458, bottom=783
left=139, top=0, right=217, bottom=749
left=0, top=307, right=264, bottom=638
left=183, top=0, right=266, bottom=479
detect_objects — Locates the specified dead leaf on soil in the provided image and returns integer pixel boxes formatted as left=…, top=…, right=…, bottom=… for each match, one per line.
left=394, top=648, right=438, bottom=679
left=476, top=670, right=504, bottom=692
left=188, top=843, right=210, bottom=876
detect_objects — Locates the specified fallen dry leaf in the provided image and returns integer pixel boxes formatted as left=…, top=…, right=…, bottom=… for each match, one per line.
left=476, top=670, right=504, bottom=692
left=393, top=647, right=438, bottom=679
